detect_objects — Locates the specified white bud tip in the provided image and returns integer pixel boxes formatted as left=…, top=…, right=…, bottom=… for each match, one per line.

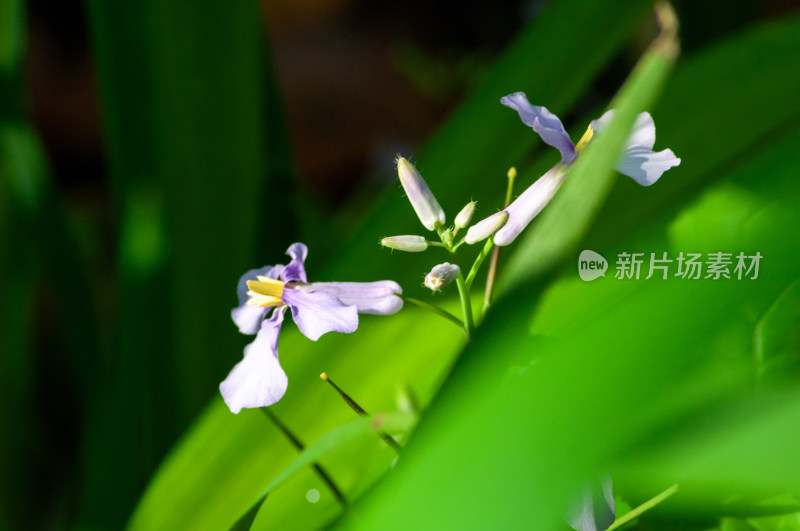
left=464, top=211, right=509, bottom=244
left=454, top=201, right=476, bottom=229
left=424, top=262, right=461, bottom=291
left=381, top=235, right=428, bottom=252
left=397, top=157, right=446, bottom=231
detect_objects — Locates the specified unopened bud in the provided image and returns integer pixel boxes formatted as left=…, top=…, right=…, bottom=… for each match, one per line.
left=454, top=201, right=476, bottom=229
left=464, top=211, right=509, bottom=244
left=397, top=157, right=446, bottom=231
left=424, top=262, right=460, bottom=292
left=381, top=235, right=428, bottom=252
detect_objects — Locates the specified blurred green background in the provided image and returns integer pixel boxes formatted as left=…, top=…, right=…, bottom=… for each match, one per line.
left=2, top=0, right=800, bottom=529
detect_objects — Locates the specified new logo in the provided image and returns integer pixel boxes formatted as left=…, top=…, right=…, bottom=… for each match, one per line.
left=578, top=250, right=608, bottom=281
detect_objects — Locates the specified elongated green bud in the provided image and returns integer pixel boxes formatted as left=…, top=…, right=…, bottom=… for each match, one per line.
left=424, top=262, right=460, bottom=292
left=454, top=201, right=476, bottom=229
left=397, top=157, right=446, bottom=231
left=381, top=235, right=428, bottom=252
left=464, top=211, right=508, bottom=244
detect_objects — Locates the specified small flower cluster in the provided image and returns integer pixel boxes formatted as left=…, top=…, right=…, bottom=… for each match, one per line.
left=220, top=92, right=680, bottom=413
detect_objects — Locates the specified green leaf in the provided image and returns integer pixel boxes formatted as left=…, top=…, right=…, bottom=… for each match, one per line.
left=333, top=122, right=800, bottom=528
left=231, top=412, right=414, bottom=531
left=82, top=0, right=293, bottom=526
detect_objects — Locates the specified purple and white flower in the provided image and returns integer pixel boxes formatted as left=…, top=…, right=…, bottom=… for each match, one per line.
left=477, top=92, right=681, bottom=246
left=221, top=243, right=403, bottom=413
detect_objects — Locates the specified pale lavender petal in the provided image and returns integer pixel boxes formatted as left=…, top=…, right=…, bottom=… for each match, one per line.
left=566, top=478, right=616, bottom=531
left=493, top=166, right=566, bottom=246
left=220, top=307, right=288, bottom=413
left=590, top=111, right=654, bottom=149
left=617, top=146, right=681, bottom=186
left=231, top=305, right=271, bottom=335
left=235, top=265, right=283, bottom=305
left=588, top=110, right=615, bottom=136
left=501, top=92, right=576, bottom=163
left=308, top=281, right=404, bottom=315
left=626, top=112, right=656, bottom=150
left=282, top=288, right=358, bottom=341
left=281, top=243, right=308, bottom=283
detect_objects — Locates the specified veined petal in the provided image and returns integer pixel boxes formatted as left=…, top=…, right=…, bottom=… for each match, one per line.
left=501, top=92, right=576, bottom=163
left=308, top=281, right=404, bottom=315
left=617, top=146, right=681, bottom=186
left=282, top=288, right=358, bottom=341
left=220, top=307, right=288, bottom=413
left=232, top=305, right=271, bottom=335
left=493, top=166, right=566, bottom=246
left=281, top=243, right=308, bottom=283
left=236, top=265, right=283, bottom=306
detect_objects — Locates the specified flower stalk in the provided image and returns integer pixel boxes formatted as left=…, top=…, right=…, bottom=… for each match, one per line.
left=320, top=373, right=403, bottom=455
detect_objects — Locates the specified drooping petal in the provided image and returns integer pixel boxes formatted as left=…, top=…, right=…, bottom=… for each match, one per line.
left=566, top=478, right=616, bottom=531
left=282, top=287, right=358, bottom=341
left=501, top=92, right=576, bottom=163
left=589, top=110, right=678, bottom=186
left=493, top=166, right=566, bottom=246
left=626, top=112, right=656, bottom=150
left=231, top=305, right=271, bottom=335
left=309, top=281, right=404, bottom=315
left=616, top=146, right=681, bottom=186
left=235, top=265, right=283, bottom=306
left=281, top=243, right=308, bottom=283
left=220, top=307, right=288, bottom=413
left=592, top=110, right=656, bottom=151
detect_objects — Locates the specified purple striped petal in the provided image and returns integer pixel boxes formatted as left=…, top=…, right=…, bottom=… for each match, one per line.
left=282, top=287, right=358, bottom=341
left=220, top=307, right=288, bottom=413
left=281, top=243, right=308, bottom=283
left=308, top=281, right=403, bottom=315
left=493, top=166, right=566, bottom=246
left=502, top=92, right=576, bottom=163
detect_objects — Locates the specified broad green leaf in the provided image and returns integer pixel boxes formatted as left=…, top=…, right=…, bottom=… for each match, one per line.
left=127, top=307, right=463, bottom=531
left=334, top=124, right=800, bottom=529
left=232, top=412, right=415, bottom=530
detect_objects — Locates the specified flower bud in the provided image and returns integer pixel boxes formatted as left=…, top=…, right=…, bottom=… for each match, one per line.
left=397, top=157, right=446, bottom=231
left=424, top=262, right=461, bottom=292
left=454, top=201, right=476, bottom=229
left=464, top=211, right=509, bottom=244
left=381, top=235, right=428, bottom=252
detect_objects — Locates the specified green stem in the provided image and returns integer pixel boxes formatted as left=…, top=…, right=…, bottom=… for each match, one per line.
left=455, top=273, right=474, bottom=338
left=482, top=168, right=517, bottom=312
left=261, top=408, right=347, bottom=505
left=465, top=238, right=495, bottom=289
left=320, top=374, right=403, bottom=455
left=402, top=296, right=463, bottom=329
left=606, top=484, right=678, bottom=530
